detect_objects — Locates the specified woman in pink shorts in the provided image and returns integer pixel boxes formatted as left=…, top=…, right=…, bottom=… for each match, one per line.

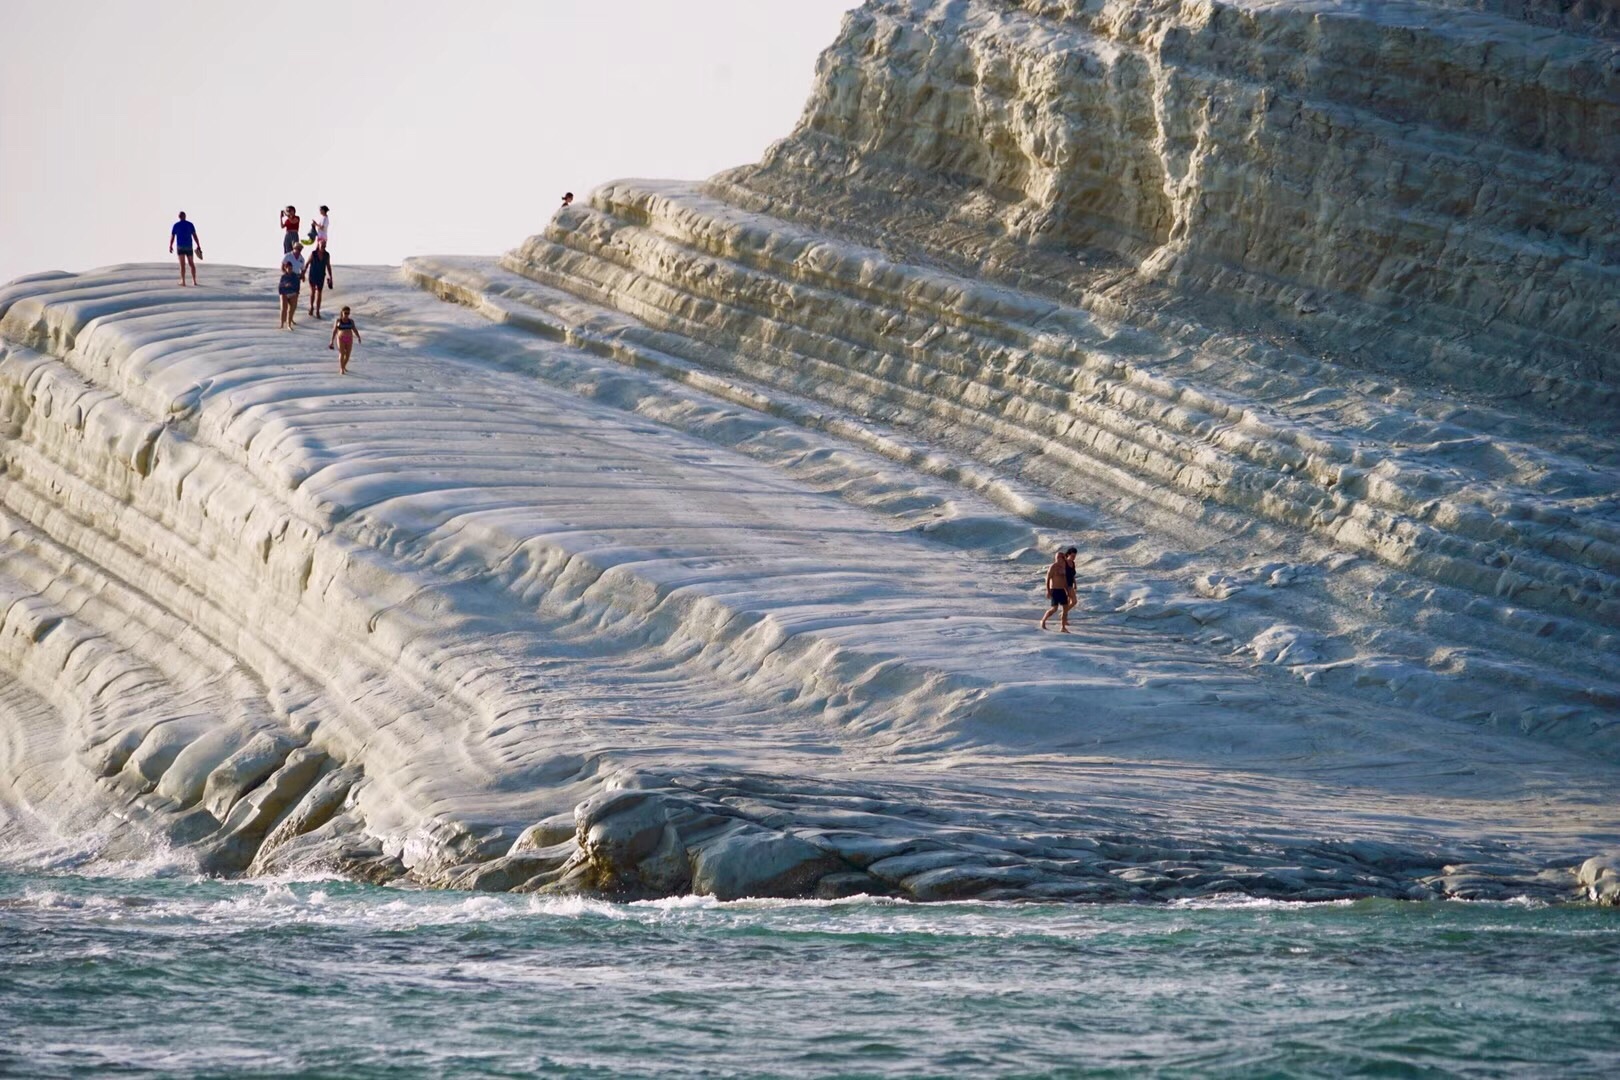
left=328, top=306, right=362, bottom=374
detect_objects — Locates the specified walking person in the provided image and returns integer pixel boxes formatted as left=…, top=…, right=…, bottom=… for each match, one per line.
left=328, top=306, right=361, bottom=374
left=279, top=205, right=301, bottom=253
left=170, top=211, right=202, bottom=285
left=1039, top=546, right=1079, bottom=632
left=278, top=245, right=305, bottom=329
left=312, top=205, right=330, bottom=247
left=306, top=243, right=333, bottom=318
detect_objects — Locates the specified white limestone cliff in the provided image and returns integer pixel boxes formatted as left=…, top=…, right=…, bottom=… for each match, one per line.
left=1, top=0, right=1617, bottom=904
left=725, top=0, right=1620, bottom=410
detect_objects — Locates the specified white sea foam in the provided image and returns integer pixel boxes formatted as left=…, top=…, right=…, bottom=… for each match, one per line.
left=0, top=822, right=199, bottom=881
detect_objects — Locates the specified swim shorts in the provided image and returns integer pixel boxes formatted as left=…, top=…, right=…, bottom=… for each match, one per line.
left=1048, top=588, right=1067, bottom=606
left=176, top=246, right=193, bottom=257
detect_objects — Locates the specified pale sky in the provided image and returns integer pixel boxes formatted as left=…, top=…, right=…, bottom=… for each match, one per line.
left=0, top=0, right=854, bottom=284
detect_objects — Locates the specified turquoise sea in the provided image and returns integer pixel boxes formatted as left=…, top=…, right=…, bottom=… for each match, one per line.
left=3, top=860, right=1618, bottom=1078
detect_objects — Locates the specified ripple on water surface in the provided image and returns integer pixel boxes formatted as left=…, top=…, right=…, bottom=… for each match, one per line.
left=2, top=868, right=1618, bottom=1078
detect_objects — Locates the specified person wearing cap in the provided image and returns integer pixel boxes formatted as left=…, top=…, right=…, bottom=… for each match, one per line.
left=1039, top=546, right=1080, bottom=632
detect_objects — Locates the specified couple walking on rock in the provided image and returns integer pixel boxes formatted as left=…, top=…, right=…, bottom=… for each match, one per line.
left=278, top=244, right=334, bottom=326
left=280, top=204, right=329, bottom=253
left=1040, top=546, right=1079, bottom=633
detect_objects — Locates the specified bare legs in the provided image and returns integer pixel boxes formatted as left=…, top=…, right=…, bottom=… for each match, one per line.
left=1039, top=598, right=1074, bottom=632
left=279, top=295, right=298, bottom=329
left=177, top=253, right=197, bottom=285
left=308, top=286, right=323, bottom=318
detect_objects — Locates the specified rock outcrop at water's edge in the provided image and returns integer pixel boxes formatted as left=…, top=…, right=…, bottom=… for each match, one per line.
left=1, top=0, right=1618, bottom=904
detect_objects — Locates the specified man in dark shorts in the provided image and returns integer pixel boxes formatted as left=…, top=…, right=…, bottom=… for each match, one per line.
left=170, top=212, right=202, bottom=285
left=1039, top=546, right=1079, bottom=632
left=306, top=243, right=333, bottom=318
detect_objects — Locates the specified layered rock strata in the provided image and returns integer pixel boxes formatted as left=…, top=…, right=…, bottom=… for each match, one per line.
left=2, top=0, right=1618, bottom=904
left=487, top=177, right=1619, bottom=743
left=1, top=263, right=1613, bottom=905
left=725, top=0, right=1620, bottom=412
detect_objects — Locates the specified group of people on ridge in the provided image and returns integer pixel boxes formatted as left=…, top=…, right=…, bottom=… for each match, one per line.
left=275, top=206, right=358, bottom=372
left=278, top=206, right=333, bottom=323
left=166, top=207, right=359, bottom=374
left=176, top=194, right=1090, bottom=608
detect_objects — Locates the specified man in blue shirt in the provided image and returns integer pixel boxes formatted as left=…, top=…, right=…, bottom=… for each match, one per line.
left=170, top=212, right=202, bottom=286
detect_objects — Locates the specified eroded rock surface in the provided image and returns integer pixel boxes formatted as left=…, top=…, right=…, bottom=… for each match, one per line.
left=727, top=0, right=1620, bottom=412
left=2, top=0, right=1617, bottom=904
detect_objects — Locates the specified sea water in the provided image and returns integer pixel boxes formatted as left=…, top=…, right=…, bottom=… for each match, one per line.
left=3, top=856, right=1618, bottom=1078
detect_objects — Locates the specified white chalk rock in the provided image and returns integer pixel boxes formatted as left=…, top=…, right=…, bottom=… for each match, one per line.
left=2, top=0, right=1619, bottom=904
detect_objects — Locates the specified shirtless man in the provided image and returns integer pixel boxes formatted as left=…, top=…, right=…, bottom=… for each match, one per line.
left=1039, top=546, right=1079, bottom=632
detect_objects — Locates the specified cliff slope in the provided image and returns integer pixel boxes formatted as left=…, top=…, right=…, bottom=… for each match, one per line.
left=727, top=0, right=1620, bottom=411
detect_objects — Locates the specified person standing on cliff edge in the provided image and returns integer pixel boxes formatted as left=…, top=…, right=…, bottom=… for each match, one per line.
left=169, top=212, right=202, bottom=286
